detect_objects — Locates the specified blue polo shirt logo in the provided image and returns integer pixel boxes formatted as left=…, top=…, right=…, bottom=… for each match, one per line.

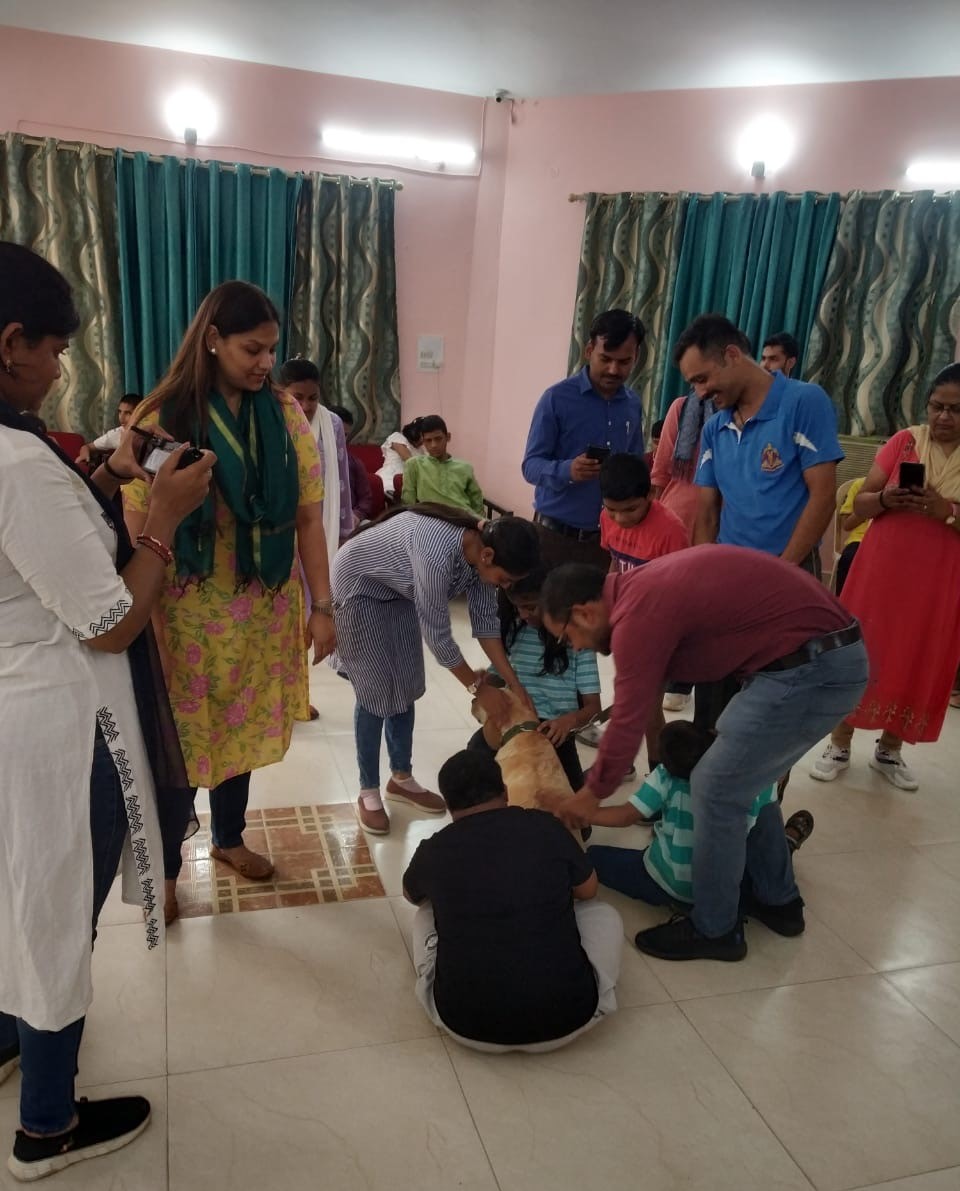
left=760, top=443, right=783, bottom=472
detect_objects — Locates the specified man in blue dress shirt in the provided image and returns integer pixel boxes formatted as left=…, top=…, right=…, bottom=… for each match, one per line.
left=522, top=309, right=645, bottom=570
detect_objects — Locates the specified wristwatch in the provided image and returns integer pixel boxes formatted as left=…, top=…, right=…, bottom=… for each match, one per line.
left=311, top=599, right=334, bottom=616
left=467, top=678, right=482, bottom=696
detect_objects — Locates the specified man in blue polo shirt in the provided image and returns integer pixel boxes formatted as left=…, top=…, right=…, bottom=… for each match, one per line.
left=677, top=313, right=843, bottom=741
left=678, top=314, right=842, bottom=571
left=522, top=309, right=645, bottom=570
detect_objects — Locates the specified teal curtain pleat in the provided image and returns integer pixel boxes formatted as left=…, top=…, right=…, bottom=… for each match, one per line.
left=117, top=153, right=302, bottom=392
left=804, top=191, right=960, bottom=435
left=657, top=191, right=840, bottom=412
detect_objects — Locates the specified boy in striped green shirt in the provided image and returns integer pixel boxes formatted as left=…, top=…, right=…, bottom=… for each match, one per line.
left=581, top=722, right=778, bottom=907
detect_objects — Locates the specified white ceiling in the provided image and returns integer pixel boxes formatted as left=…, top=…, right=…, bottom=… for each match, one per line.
left=3, top=0, right=958, bottom=98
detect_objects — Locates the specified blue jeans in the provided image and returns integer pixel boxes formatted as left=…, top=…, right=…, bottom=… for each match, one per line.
left=691, top=639, right=869, bottom=937
left=355, top=704, right=415, bottom=789
left=587, top=845, right=681, bottom=907
left=0, top=726, right=127, bottom=1134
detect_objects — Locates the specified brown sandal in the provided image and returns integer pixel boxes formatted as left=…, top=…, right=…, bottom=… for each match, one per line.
left=209, top=845, right=275, bottom=881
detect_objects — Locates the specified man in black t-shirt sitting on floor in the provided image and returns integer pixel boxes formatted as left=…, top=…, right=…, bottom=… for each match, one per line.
left=403, top=750, right=623, bottom=1052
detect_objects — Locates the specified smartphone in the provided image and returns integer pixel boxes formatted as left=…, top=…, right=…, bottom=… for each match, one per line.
left=133, top=428, right=203, bottom=475
left=585, top=444, right=611, bottom=462
left=899, top=461, right=926, bottom=490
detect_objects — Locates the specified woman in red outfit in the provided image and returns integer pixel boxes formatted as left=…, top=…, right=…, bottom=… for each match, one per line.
left=811, top=363, right=960, bottom=791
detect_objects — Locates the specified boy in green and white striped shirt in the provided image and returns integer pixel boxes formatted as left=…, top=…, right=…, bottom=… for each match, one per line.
left=582, top=722, right=778, bottom=907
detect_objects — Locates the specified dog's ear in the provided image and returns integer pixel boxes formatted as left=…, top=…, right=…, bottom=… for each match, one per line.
left=471, top=697, right=486, bottom=725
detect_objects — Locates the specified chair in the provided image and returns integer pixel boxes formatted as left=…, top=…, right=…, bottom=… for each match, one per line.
left=47, top=431, right=85, bottom=461
left=347, top=444, right=386, bottom=517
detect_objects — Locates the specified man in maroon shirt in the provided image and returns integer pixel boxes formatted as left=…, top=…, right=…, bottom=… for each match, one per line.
left=541, top=546, right=868, bottom=962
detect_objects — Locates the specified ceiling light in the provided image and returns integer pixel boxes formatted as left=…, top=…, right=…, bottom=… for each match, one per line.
left=735, top=115, right=794, bottom=178
left=321, top=126, right=476, bottom=168
left=905, top=160, right=960, bottom=185
left=163, top=88, right=218, bottom=144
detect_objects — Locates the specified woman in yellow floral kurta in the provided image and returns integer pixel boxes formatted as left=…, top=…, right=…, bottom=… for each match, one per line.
left=125, top=282, right=335, bottom=922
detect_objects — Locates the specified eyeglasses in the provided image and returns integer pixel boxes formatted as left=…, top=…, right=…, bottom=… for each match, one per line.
left=928, top=400, right=960, bottom=417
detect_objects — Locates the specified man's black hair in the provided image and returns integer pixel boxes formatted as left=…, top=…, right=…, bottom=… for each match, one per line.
left=762, top=332, right=800, bottom=362
left=589, top=309, right=645, bottom=352
left=419, top=414, right=448, bottom=436
left=540, top=563, right=606, bottom=621
left=438, top=749, right=506, bottom=811
left=673, top=313, right=751, bottom=366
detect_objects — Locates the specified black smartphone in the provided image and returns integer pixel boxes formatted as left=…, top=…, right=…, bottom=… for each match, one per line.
left=585, top=444, right=611, bottom=462
left=899, top=461, right=926, bottom=489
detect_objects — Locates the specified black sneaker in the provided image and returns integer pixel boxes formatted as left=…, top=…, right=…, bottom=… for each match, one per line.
left=0, top=1042, right=19, bottom=1088
left=635, top=914, right=747, bottom=962
left=741, top=894, right=806, bottom=937
left=8, top=1095, right=151, bottom=1182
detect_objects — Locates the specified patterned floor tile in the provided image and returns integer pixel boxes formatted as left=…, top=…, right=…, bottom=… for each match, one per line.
left=176, top=804, right=385, bottom=917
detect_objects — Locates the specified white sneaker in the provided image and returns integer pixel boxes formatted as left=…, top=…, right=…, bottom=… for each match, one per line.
left=662, top=692, right=691, bottom=712
left=810, top=744, right=850, bottom=782
left=577, top=722, right=605, bottom=748
left=869, top=746, right=919, bottom=791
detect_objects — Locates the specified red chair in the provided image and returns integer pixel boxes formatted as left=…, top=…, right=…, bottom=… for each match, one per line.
left=48, top=431, right=85, bottom=461
left=347, top=444, right=386, bottom=518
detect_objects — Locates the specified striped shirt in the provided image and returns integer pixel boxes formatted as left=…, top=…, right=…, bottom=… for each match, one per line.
left=496, top=624, right=600, bottom=720
left=331, top=512, right=500, bottom=669
left=631, top=766, right=777, bottom=903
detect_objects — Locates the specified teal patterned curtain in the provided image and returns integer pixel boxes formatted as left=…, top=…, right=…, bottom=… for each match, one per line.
left=658, top=191, right=840, bottom=412
left=116, top=153, right=303, bottom=392
left=288, top=174, right=401, bottom=442
left=567, top=192, right=683, bottom=429
left=0, top=133, right=124, bottom=437
left=805, top=191, right=960, bottom=435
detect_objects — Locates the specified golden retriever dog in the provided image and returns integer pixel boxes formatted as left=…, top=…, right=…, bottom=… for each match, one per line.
left=473, top=688, right=577, bottom=817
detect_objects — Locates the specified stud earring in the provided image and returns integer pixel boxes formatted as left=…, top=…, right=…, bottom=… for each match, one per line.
left=210, top=347, right=217, bottom=356
left=3, top=359, right=14, bottom=375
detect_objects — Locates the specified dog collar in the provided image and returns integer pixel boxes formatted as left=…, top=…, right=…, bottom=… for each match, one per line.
left=500, top=720, right=540, bottom=747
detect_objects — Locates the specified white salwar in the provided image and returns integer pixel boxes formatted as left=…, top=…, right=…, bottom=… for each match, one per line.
left=0, top=429, right=163, bottom=1031
left=309, top=404, right=342, bottom=568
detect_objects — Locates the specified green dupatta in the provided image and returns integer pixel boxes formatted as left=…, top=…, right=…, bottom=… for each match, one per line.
left=168, top=388, right=300, bottom=589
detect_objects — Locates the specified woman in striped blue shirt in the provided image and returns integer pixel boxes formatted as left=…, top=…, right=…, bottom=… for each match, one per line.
left=331, top=503, right=540, bottom=834
left=468, top=567, right=602, bottom=790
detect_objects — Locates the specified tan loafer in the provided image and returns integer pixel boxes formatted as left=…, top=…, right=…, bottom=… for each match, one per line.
left=209, top=845, right=275, bottom=881
left=385, top=779, right=446, bottom=814
left=357, top=796, right=390, bottom=835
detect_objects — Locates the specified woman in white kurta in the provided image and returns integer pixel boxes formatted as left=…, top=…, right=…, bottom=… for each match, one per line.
left=0, top=243, right=214, bottom=1181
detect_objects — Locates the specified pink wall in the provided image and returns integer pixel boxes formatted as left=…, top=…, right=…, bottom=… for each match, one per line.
left=0, top=26, right=485, bottom=426
left=483, top=77, right=960, bottom=514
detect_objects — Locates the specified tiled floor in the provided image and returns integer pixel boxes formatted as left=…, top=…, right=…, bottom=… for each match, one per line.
left=4, top=602, right=960, bottom=1190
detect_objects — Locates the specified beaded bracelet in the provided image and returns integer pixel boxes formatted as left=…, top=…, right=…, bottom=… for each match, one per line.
left=136, top=534, right=174, bottom=565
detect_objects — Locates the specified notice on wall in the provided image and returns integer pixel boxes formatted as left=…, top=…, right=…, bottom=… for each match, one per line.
left=417, top=334, right=444, bottom=371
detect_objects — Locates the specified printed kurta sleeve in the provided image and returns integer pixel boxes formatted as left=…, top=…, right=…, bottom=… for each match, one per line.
left=330, top=413, right=354, bottom=538
left=285, top=399, right=324, bottom=507
left=0, top=449, right=133, bottom=640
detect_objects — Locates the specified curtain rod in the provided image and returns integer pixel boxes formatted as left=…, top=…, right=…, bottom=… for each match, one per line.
left=13, top=135, right=403, bottom=188
left=568, top=189, right=951, bottom=202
